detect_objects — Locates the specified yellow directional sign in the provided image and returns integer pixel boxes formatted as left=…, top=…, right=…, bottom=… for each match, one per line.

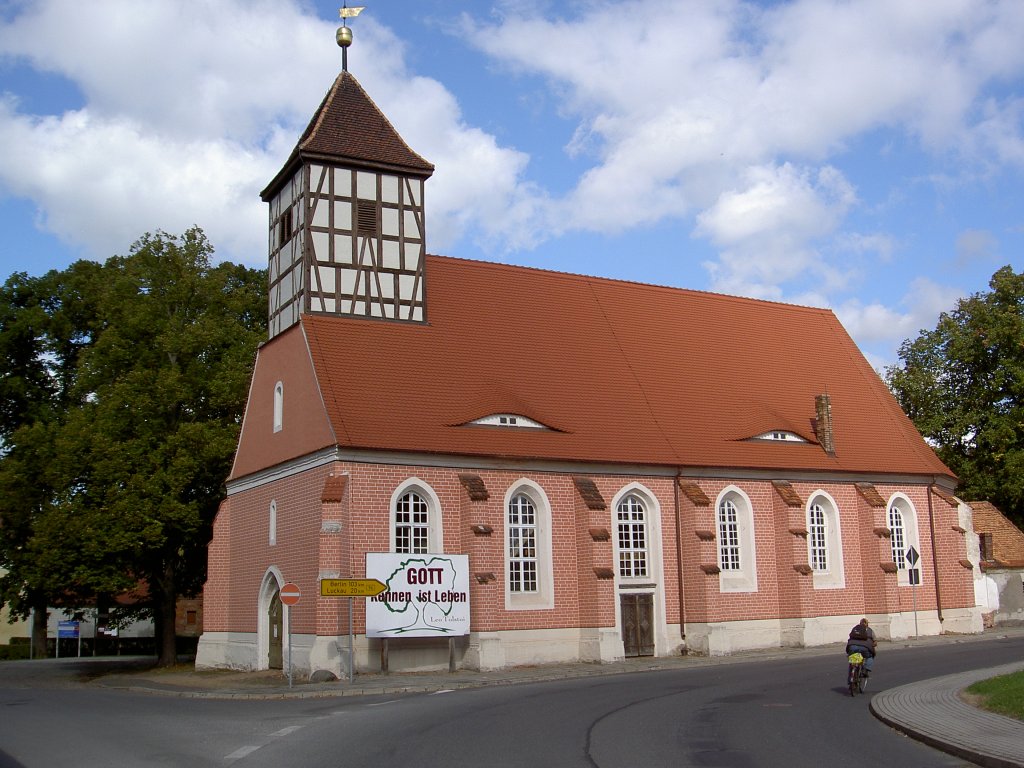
left=320, top=578, right=387, bottom=597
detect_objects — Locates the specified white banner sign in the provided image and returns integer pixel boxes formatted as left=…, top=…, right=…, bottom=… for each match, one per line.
left=365, top=553, right=470, bottom=638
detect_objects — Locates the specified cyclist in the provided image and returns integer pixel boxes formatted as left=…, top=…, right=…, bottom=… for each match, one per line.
left=846, top=618, right=876, bottom=676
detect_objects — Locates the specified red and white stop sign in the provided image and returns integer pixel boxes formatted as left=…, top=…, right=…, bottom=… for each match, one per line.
left=279, top=582, right=301, bottom=606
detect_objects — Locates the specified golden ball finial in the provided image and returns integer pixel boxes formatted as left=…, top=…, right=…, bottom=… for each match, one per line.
left=336, top=25, right=353, bottom=48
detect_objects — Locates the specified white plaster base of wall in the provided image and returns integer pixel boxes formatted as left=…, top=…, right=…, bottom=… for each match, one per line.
left=196, top=611, right=985, bottom=674
left=683, top=610, right=984, bottom=656
left=938, top=606, right=986, bottom=635
left=195, top=631, right=257, bottom=671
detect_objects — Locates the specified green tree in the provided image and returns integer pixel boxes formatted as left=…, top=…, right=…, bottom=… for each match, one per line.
left=886, top=265, right=1024, bottom=528
left=0, top=262, right=103, bottom=656
left=0, top=229, right=265, bottom=665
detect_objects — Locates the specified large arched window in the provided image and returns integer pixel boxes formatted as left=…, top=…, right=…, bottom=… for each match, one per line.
left=888, top=494, right=922, bottom=586
left=808, top=502, right=828, bottom=571
left=889, top=505, right=907, bottom=569
left=395, top=491, right=428, bottom=553
left=504, top=480, right=554, bottom=610
left=508, top=494, right=537, bottom=592
left=716, top=487, right=758, bottom=592
left=617, top=494, right=649, bottom=578
left=806, top=492, right=844, bottom=589
left=390, top=479, right=443, bottom=553
left=718, top=498, right=741, bottom=571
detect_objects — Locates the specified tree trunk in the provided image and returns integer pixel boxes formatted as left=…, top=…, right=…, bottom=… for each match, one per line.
left=153, top=562, right=178, bottom=667
left=31, top=595, right=48, bottom=659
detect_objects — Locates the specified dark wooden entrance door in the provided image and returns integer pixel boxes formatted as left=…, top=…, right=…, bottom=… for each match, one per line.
left=268, top=588, right=283, bottom=669
left=620, top=592, right=655, bottom=657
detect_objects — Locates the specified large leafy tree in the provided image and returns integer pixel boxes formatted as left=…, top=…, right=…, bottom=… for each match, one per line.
left=0, top=262, right=104, bottom=656
left=886, top=265, right=1024, bottom=528
left=0, top=229, right=265, bottom=664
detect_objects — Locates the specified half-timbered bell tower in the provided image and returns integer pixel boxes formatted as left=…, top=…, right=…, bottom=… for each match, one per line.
left=260, top=9, right=434, bottom=339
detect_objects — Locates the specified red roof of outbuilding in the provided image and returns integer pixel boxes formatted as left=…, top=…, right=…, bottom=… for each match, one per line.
left=300, top=255, right=952, bottom=478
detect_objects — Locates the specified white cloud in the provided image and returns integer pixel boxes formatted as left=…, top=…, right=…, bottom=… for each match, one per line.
left=462, top=0, right=1024, bottom=298
left=835, top=276, right=965, bottom=368
left=0, top=0, right=1022, bottom=327
left=0, top=0, right=535, bottom=264
left=955, top=228, right=999, bottom=267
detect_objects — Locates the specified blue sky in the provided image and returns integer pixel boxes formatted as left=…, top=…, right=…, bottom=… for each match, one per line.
left=1, top=0, right=1022, bottom=370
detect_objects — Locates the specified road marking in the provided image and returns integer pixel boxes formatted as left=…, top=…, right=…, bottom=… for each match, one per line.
left=225, top=746, right=260, bottom=760
left=367, top=699, right=400, bottom=707
left=431, top=689, right=455, bottom=695
left=226, top=724, right=305, bottom=761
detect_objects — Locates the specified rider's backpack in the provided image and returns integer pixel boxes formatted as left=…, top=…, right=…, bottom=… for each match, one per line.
left=850, top=624, right=868, bottom=641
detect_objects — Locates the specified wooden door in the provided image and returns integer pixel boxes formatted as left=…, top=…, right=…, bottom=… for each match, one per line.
left=268, top=588, right=283, bottom=669
left=620, top=593, right=655, bottom=657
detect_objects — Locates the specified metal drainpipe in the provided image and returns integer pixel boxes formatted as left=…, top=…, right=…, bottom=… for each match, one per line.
left=927, top=480, right=944, bottom=624
left=674, top=472, right=687, bottom=653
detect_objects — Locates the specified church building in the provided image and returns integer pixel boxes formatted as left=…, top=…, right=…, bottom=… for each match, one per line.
left=196, top=24, right=981, bottom=677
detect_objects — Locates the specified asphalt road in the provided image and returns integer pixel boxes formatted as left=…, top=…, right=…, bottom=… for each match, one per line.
left=2, top=634, right=1021, bottom=767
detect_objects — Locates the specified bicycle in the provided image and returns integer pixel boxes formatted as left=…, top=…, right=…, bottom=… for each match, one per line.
left=847, top=652, right=868, bottom=696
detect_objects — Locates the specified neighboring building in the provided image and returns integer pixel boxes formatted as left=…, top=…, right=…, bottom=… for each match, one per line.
left=968, top=501, right=1024, bottom=625
left=196, top=55, right=982, bottom=678
left=0, top=567, right=28, bottom=646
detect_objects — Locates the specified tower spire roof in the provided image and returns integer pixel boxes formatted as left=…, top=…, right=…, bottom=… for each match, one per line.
left=261, top=70, right=433, bottom=201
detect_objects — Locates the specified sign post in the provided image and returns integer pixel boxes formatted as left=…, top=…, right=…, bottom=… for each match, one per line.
left=320, top=579, right=387, bottom=681
left=279, top=583, right=301, bottom=688
left=57, top=621, right=80, bottom=658
left=905, top=546, right=920, bottom=638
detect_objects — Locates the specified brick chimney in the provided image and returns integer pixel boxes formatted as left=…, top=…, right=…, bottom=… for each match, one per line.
left=815, top=393, right=836, bottom=457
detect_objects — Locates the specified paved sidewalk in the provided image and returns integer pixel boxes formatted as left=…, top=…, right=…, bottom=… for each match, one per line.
left=871, top=661, right=1024, bottom=768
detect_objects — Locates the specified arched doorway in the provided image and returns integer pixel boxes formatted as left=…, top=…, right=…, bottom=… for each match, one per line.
left=268, top=586, right=283, bottom=669
left=258, top=567, right=285, bottom=670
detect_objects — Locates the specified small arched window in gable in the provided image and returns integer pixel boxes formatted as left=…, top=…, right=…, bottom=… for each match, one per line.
left=273, top=381, right=284, bottom=433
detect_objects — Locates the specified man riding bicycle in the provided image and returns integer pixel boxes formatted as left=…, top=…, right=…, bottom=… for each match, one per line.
left=846, top=618, right=876, bottom=675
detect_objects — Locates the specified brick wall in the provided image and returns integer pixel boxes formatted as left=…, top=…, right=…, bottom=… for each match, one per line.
left=203, top=461, right=976, bottom=643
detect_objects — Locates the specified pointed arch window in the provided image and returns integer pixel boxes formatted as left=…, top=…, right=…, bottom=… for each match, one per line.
left=504, top=480, right=554, bottom=610
left=394, top=491, right=429, bottom=554
left=717, top=498, right=741, bottom=571
left=808, top=502, right=828, bottom=571
left=889, top=505, right=907, bottom=569
left=806, top=492, right=845, bottom=589
left=390, top=480, right=444, bottom=554
left=888, top=494, right=922, bottom=586
left=617, top=494, right=649, bottom=578
left=508, top=494, right=538, bottom=593
left=715, top=488, right=758, bottom=592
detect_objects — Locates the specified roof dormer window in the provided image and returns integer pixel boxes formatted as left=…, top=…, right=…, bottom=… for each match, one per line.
left=471, top=413, right=547, bottom=429
left=752, top=431, right=806, bottom=443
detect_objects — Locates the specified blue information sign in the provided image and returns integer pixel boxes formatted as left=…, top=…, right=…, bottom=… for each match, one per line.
left=57, top=621, right=80, bottom=639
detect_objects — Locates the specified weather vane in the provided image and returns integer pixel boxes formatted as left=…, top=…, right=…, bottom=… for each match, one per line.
left=336, top=5, right=366, bottom=72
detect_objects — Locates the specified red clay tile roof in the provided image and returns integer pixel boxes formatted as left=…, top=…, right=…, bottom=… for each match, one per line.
left=969, top=501, right=1024, bottom=568
left=262, top=71, right=433, bottom=200
left=301, top=255, right=954, bottom=478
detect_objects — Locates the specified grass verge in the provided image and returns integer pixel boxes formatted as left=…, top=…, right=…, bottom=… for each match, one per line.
left=964, top=670, right=1024, bottom=721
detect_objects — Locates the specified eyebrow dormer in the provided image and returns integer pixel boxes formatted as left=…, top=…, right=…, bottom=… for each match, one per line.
left=751, top=430, right=807, bottom=443
left=470, top=413, right=548, bottom=430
